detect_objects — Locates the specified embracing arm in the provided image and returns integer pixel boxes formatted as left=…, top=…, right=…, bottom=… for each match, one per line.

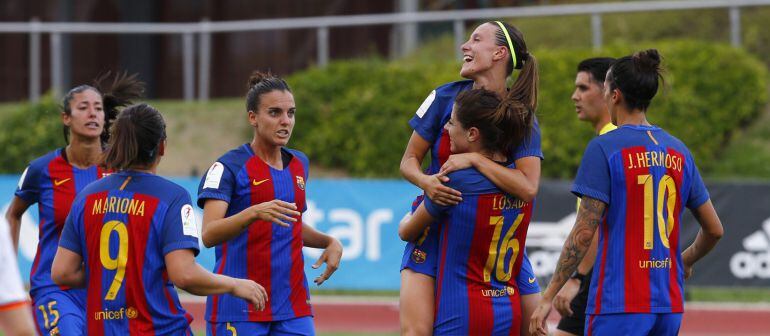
left=398, top=203, right=435, bottom=242
left=440, top=154, right=540, bottom=203
left=400, top=132, right=462, bottom=205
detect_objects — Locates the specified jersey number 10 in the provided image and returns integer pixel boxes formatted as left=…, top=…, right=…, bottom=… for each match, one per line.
left=483, top=213, right=524, bottom=283
left=100, top=220, right=129, bottom=300
left=637, top=174, right=676, bottom=250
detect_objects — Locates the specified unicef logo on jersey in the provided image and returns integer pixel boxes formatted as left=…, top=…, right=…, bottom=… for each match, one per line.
left=730, top=217, right=770, bottom=279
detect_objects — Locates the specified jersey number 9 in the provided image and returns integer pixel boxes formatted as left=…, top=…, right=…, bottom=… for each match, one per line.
left=100, top=220, right=129, bottom=300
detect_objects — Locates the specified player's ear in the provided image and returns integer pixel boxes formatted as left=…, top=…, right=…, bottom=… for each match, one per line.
left=61, top=111, right=71, bottom=126
left=467, top=127, right=480, bottom=142
left=492, top=46, right=507, bottom=62
left=248, top=110, right=258, bottom=127
left=158, top=140, right=166, bottom=157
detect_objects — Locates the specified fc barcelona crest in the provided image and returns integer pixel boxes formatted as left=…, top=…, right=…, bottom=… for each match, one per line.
left=296, top=176, right=305, bottom=190
left=411, top=248, right=427, bottom=264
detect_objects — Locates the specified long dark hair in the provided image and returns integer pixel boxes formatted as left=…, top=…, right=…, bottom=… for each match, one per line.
left=61, top=72, right=144, bottom=145
left=102, top=103, right=166, bottom=171
left=454, top=88, right=532, bottom=156
left=607, top=49, right=664, bottom=111
left=488, top=21, right=538, bottom=139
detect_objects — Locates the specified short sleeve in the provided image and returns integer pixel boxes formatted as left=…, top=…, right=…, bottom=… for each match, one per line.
left=511, top=117, right=544, bottom=161
left=686, top=157, right=709, bottom=209
left=408, top=89, right=446, bottom=144
left=571, top=140, right=611, bottom=204
left=161, top=191, right=200, bottom=256
left=59, top=198, right=83, bottom=255
left=14, top=165, right=40, bottom=204
left=197, top=161, right=235, bottom=208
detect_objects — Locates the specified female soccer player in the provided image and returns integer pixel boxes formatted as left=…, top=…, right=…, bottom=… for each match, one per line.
left=530, top=50, right=724, bottom=336
left=399, top=20, right=542, bottom=335
left=51, top=103, right=266, bottom=335
left=400, top=88, right=535, bottom=335
left=198, top=72, right=343, bottom=336
left=5, top=74, right=142, bottom=336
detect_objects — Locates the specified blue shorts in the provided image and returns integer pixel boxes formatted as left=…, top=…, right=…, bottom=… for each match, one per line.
left=207, top=316, right=315, bottom=336
left=31, top=289, right=86, bottom=336
left=400, top=196, right=541, bottom=295
left=586, top=313, right=682, bottom=336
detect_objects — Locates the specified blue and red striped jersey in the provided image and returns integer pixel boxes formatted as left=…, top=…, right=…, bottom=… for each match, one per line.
left=572, top=125, right=709, bottom=314
left=424, top=167, right=533, bottom=335
left=59, top=171, right=199, bottom=335
left=197, top=144, right=311, bottom=322
left=15, top=148, right=109, bottom=298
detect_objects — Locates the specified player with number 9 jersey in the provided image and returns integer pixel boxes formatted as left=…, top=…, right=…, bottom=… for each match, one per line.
left=53, top=103, right=267, bottom=336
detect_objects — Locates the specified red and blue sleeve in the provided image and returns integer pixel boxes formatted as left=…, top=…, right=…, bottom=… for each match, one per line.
left=510, top=117, right=544, bottom=161
left=197, top=160, right=236, bottom=208
left=572, top=139, right=611, bottom=204
left=408, top=89, right=446, bottom=144
left=161, top=191, right=200, bottom=256
left=14, top=164, right=41, bottom=204
left=685, top=156, right=709, bottom=209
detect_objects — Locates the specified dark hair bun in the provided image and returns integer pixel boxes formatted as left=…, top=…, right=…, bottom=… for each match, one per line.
left=248, top=71, right=272, bottom=88
left=633, top=49, right=662, bottom=73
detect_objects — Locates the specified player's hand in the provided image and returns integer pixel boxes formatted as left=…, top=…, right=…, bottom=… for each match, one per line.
left=438, top=153, right=477, bottom=176
left=529, top=299, right=553, bottom=336
left=684, top=263, right=694, bottom=280
left=231, top=278, right=268, bottom=311
left=421, top=174, right=461, bottom=206
left=312, top=238, right=343, bottom=286
left=250, top=200, right=300, bottom=227
left=553, top=278, right=579, bottom=317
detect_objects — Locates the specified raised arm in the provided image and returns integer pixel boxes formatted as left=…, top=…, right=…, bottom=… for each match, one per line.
left=165, top=248, right=267, bottom=310
left=201, top=199, right=300, bottom=248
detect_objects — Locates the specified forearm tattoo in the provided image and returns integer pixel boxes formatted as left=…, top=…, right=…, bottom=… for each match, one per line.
left=550, top=197, right=606, bottom=291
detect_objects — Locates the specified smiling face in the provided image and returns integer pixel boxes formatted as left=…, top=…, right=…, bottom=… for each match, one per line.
left=460, top=23, right=507, bottom=79
left=62, top=89, right=104, bottom=140
left=445, top=105, right=471, bottom=154
left=249, top=90, right=296, bottom=147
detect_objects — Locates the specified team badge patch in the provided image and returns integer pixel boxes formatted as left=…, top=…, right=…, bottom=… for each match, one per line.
left=296, top=176, right=305, bottom=190
left=411, top=248, right=427, bottom=264
left=181, top=204, right=199, bottom=238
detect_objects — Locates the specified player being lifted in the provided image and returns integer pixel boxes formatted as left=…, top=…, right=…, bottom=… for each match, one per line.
left=198, top=72, right=343, bottom=336
left=400, top=88, right=536, bottom=335
left=530, top=50, right=723, bottom=336
left=399, top=20, right=542, bottom=336
left=52, top=103, right=266, bottom=335
left=6, top=73, right=142, bottom=336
